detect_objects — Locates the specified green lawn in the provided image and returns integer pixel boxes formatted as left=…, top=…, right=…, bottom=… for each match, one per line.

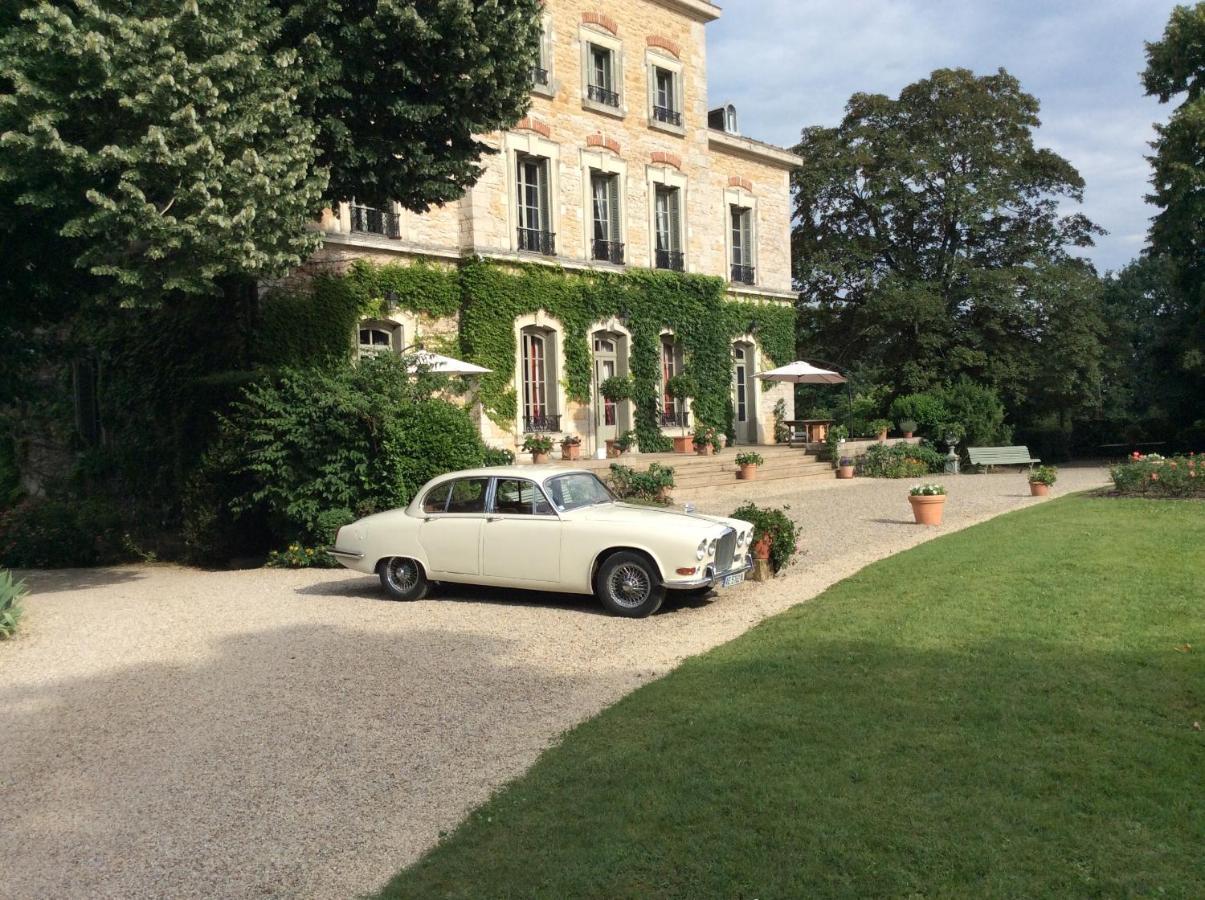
left=378, top=497, right=1204, bottom=899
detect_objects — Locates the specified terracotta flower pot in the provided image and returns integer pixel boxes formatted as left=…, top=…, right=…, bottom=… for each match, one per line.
left=606, top=440, right=624, bottom=459
left=657, top=486, right=672, bottom=502
left=909, top=494, right=946, bottom=526
left=903, top=431, right=914, bottom=439
left=752, top=535, right=772, bottom=560
left=562, top=445, right=581, bottom=461
left=696, top=444, right=714, bottom=457
left=739, top=463, right=758, bottom=481
left=1029, top=481, right=1050, bottom=497
left=532, top=451, right=549, bottom=465
left=673, top=436, right=694, bottom=454
left=836, top=465, right=855, bottom=479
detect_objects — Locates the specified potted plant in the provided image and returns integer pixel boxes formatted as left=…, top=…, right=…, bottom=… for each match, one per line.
left=908, top=483, right=947, bottom=525
left=898, top=419, right=918, bottom=439
left=825, top=424, right=849, bottom=464
left=730, top=502, right=802, bottom=574
left=870, top=418, right=892, bottom=442
left=607, top=429, right=637, bottom=458
left=599, top=375, right=633, bottom=404
left=665, top=374, right=697, bottom=453
left=836, top=456, right=855, bottom=479
left=736, top=451, right=764, bottom=480
left=523, top=433, right=554, bottom=464
left=561, top=434, right=582, bottom=461
left=1029, top=465, right=1057, bottom=496
left=693, top=423, right=720, bottom=456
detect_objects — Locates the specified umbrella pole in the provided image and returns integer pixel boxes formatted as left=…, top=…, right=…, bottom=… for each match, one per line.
left=847, top=381, right=854, bottom=433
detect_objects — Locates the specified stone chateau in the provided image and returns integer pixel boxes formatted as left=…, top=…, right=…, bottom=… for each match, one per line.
left=312, top=0, right=801, bottom=454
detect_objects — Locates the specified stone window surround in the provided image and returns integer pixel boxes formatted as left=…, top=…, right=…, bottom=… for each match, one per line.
left=579, top=24, right=627, bottom=121
left=580, top=147, right=628, bottom=265
left=504, top=131, right=562, bottom=256
left=532, top=11, right=556, bottom=99
left=658, top=327, right=691, bottom=430
left=514, top=311, right=568, bottom=436
left=646, top=47, right=685, bottom=137
left=355, top=312, right=416, bottom=360
left=723, top=184, right=759, bottom=286
left=590, top=316, right=634, bottom=445
left=646, top=164, right=689, bottom=272
left=730, top=332, right=764, bottom=442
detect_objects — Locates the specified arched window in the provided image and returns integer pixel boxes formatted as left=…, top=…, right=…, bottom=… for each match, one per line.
left=521, top=326, right=559, bottom=432
left=357, top=320, right=402, bottom=360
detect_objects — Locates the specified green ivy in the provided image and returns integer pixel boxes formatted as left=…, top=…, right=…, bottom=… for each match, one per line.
left=301, top=258, right=796, bottom=452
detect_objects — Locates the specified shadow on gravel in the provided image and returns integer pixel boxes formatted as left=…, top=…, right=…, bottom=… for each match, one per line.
left=14, top=567, right=147, bottom=595
left=1, top=622, right=618, bottom=899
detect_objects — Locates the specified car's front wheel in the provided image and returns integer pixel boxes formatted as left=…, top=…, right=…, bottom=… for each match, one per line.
left=377, top=557, right=430, bottom=602
left=595, top=551, right=665, bottom=618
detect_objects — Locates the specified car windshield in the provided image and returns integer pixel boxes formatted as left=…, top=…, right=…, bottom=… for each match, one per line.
left=545, top=472, right=615, bottom=511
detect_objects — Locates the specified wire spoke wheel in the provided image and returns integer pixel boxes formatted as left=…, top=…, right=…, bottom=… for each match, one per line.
left=384, top=558, right=419, bottom=594
left=608, top=562, right=651, bottom=609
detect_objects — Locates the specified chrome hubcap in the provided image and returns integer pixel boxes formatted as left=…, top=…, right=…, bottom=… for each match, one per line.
left=608, top=563, right=651, bottom=608
left=384, top=558, right=419, bottom=594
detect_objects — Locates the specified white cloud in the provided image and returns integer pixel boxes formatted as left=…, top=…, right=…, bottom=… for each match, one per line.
left=707, top=0, right=1180, bottom=271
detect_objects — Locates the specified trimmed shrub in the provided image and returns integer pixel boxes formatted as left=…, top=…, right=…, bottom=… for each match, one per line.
left=0, top=496, right=127, bottom=568
left=858, top=442, right=945, bottom=478
left=608, top=463, right=675, bottom=505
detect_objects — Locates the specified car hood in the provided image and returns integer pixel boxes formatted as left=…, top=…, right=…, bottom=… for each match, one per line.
left=570, top=502, right=739, bottom=532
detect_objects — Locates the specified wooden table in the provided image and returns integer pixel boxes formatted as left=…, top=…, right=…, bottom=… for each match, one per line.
left=785, top=419, right=833, bottom=444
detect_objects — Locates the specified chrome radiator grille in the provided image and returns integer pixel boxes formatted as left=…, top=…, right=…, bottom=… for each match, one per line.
left=716, top=528, right=738, bottom=572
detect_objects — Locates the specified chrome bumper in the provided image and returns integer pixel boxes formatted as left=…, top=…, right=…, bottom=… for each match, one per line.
left=666, top=554, right=753, bottom=590
left=328, top=548, right=364, bottom=561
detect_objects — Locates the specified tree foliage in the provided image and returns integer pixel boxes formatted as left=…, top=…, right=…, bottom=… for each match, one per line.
left=793, top=68, right=1106, bottom=428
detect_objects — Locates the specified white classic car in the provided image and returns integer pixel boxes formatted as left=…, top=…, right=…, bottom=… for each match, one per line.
left=331, top=466, right=753, bottom=618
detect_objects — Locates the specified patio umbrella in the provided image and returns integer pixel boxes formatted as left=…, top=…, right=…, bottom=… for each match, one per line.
left=408, top=351, right=492, bottom=376
left=756, top=360, right=853, bottom=431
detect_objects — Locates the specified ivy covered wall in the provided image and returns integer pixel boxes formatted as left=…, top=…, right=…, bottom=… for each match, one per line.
left=278, top=258, right=796, bottom=451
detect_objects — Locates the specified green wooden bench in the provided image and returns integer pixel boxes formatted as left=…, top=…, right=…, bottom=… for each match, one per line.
left=967, top=446, right=1041, bottom=472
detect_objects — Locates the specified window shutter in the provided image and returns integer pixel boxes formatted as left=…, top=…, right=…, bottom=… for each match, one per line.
left=741, top=209, right=753, bottom=266
left=538, top=160, right=550, bottom=232
left=669, top=189, right=682, bottom=252
left=607, top=175, right=621, bottom=243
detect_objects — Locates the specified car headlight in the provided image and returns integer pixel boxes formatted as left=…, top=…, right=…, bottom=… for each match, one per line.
left=708, top=538, right=718, bottom=557
left=736, top=530, right=747, bottom=547
left=696, top=539, right=708, bottom=561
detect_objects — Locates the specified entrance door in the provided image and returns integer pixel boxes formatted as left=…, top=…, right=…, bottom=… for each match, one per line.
left=593, top=331, right=627, bottom=445
left=732, top=342, right=758, bottom=445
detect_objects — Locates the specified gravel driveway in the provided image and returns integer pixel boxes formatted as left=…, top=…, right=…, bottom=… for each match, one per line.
left=1, top=467, right=1109, bottom=899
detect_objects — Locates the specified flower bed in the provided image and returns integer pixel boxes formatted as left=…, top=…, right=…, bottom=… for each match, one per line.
left=857, top=442, right=945, bottom=478
left=1110, top=453, right=1203, bottom=498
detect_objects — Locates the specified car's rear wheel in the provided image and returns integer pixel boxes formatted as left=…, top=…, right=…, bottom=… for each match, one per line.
left=377, top=557, right=429, bottom=602
left=595, top=551, right=665, bottom=618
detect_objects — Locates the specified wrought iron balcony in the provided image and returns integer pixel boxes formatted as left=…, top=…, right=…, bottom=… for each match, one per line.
left=652, top=105, right=683, bottom=127
left=350, top=205, right=401, bottom=239
left=532, top=66, right=549, bottom=87
left=655, top=249, right=685, bottom=272
left=587, top=83, right=620, bottom=107
left=731, top=264, right=756, bottom=285
left=660, top=408, right=690, bottom=429
left=523, top=414, right=561, bottom=434
left=592, top=239, right=625, bottom=265
left=517, top=227, right=556, bottom=256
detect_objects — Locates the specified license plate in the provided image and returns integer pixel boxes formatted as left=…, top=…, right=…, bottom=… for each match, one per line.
left=721, top=572, right=745, bottom=588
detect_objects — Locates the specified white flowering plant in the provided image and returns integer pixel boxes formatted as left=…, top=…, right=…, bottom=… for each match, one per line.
left=909, top=483, right=947, bottom=496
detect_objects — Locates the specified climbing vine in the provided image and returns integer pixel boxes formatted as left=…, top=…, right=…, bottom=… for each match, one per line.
left=301, top=258, right=796, bottom=451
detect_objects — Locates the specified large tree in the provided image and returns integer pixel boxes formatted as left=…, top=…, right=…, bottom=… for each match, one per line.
left=792, top=68, right=1105, bottom=426
left=1142, top=3, right=1205, bottom=432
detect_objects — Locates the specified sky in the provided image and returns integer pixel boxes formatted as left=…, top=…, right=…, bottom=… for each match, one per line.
left=707, top=0, right=1183, bottom=274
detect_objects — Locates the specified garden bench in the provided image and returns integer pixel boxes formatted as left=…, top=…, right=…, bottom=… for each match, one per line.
left=967, top=446, right=1040, bottom=472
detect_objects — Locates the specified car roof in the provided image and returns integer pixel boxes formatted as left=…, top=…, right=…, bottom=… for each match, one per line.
left=426, top=465, right=591, bottom=484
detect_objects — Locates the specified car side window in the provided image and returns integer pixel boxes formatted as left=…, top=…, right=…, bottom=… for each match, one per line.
left=422, top=483, right=452, bottom=514
left=445, top=478, right=489, bottom=514
left=493, top=479, right=554, bottom=516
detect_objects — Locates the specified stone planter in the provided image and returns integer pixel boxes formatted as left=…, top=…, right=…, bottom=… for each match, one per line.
left=877, top=430, right=888, bottom=443
left=562, top=444, right=581, bottom=461
left=672, top=436, right=694, bottom=454
left=696, top=444, right=714, bottom=457
left=1029, top=481, right=1050, bottom=497
left=532, top=451, right=549, bottom=465
left=836, top=465, right=855, bottom=479
left=909, top=494, right=946, bottom=526
left=738, top=463, right=758, bottom=481
left=606, top=440, right=625, bottom=459
left=903, top=431, right=914, bottom=439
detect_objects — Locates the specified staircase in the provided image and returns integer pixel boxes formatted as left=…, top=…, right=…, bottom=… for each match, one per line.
left=563, top=445, right=834, bottom=491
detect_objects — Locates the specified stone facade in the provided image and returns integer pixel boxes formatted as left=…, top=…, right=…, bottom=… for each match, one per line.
left=316, top=0, right=800, bottom=454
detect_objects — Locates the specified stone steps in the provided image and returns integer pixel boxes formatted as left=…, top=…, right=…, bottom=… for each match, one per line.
left=554, top=446, right=836, bottom=491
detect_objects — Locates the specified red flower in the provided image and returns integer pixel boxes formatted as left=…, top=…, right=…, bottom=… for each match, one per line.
left=1151, top=472, right=1160, bottom=481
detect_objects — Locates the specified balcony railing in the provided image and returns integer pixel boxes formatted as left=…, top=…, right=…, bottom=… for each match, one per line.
left=652, top=105, right=683, bottom=127
left=532, top=66, right=549, bottom=87
left=655, top=249, right=685, bottom=272
left=660, top=408, right=690, bottom=429
left=523, top=414, right=562, bottom=434
left=350, top=205, right=401, bottom=239
left=587, top=83, right=620, bottom=107
left=731, top=263, right=756, bottom=285
left=592, top=239, right=625, bottom=265
left=517, top=227, right=556, bottom=256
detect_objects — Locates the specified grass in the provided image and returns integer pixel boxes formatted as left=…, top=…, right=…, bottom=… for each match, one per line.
left=377, top=496, right=1204, bottom=899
